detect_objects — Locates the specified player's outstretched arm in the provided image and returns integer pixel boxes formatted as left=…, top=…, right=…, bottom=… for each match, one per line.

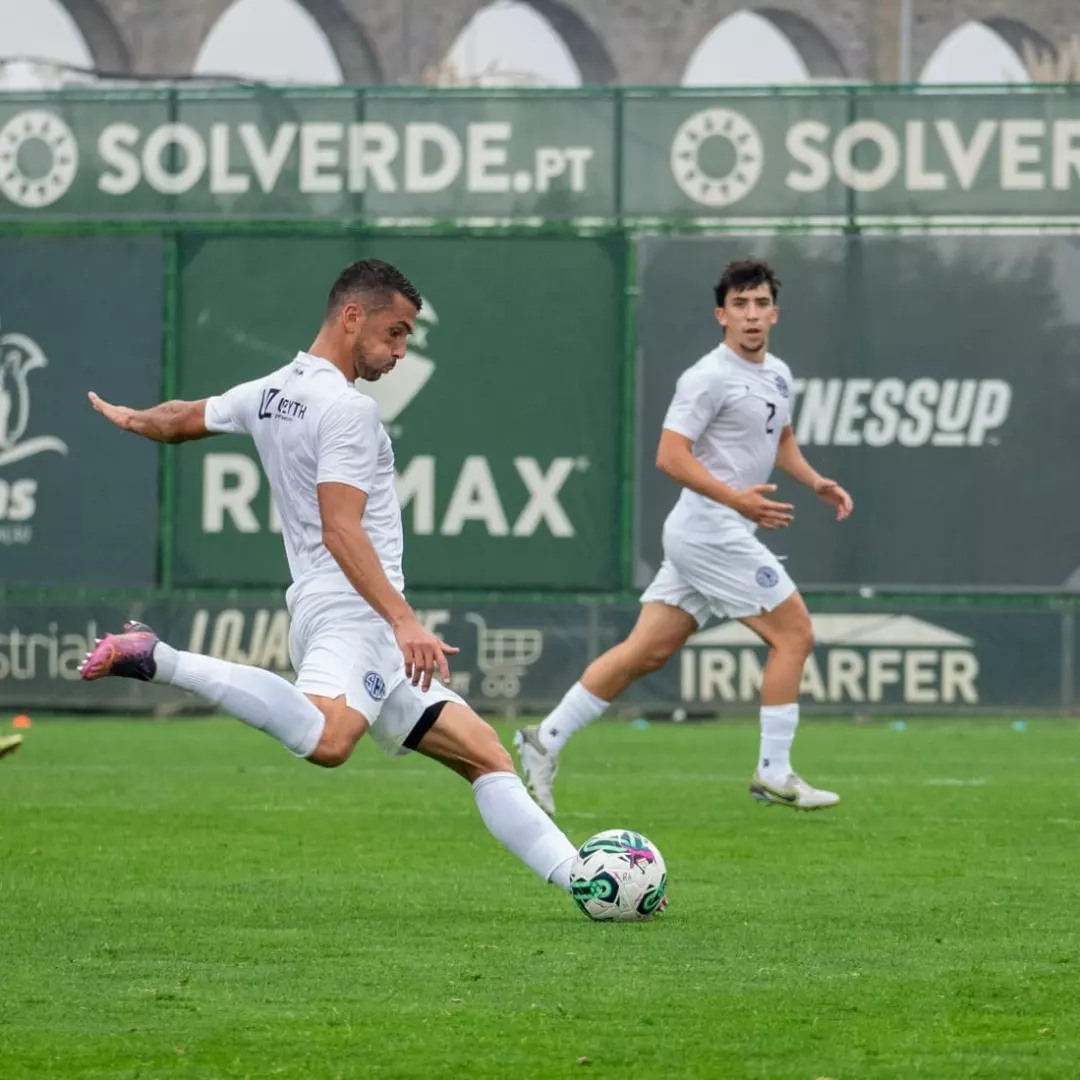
left=775, top=426, right=853, bottom=521
left=318, top=482, right=459, bottom=691
left=87, top=391, right=214, bottom=444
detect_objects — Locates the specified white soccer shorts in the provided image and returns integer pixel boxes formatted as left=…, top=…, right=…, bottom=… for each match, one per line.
left=288, top=593, right=465, bottom=756
left=640, top=523, right=796, bottom=627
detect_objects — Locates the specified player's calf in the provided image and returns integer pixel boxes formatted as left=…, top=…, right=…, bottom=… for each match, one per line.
left=416, top=703, right=512, bottom=782
left=417, top=702, right=577, bottom=888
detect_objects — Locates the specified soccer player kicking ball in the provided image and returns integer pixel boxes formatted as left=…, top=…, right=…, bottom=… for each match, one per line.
left=81, top=259, right=580, bottom=897
left=516, top=259, right=853, bottom=815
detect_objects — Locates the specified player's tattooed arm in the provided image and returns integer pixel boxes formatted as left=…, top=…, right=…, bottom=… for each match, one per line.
left=87, top=392, right=213, bottom=444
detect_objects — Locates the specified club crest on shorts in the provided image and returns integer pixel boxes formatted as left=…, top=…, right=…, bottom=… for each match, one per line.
left=756, top=565, right=779, bottom=588
left=773, top=373, right=790, bottom=398
left=363, top=671, right=387, bottom=701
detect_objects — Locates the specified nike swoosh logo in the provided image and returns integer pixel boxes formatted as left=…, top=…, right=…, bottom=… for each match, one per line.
left=756, top=784, right=797, bottom=802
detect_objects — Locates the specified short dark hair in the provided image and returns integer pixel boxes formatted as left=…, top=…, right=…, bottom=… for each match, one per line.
left=326, top=258, right=423, bottom=317
left=714, top=259, right=781, bottom=307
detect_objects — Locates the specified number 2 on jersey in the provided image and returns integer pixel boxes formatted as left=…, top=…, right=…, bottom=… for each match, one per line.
left=765, top=402, right=777, bottom=434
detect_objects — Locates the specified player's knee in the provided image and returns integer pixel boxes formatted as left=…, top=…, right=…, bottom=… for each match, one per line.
left=308, top=728, right=358, bottom=768
left=785, top=620, right=814, bottom=659
left=309, top=745, right=352, bottom=769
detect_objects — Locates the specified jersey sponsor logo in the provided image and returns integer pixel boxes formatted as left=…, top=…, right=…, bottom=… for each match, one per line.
left=273, top=395, right=306, bottom=420
left=755, top=566, right=779, bottom=588
left=363, top=671, right=387, bottom=701
left=0, top=316, right=68, bottom=546
left=258, top=387, right=306, bottom=422
left=679, top=614, right=980, bottom=706
left=790, top=378, right=1011, bottom=447
left=257, top=387, right=281, bottom=419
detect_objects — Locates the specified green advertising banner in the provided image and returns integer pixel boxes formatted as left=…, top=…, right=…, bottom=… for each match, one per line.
left=173, top=235, right=623, bottom=589
left=1, top=89, right=1079, bottom=222
left=0, top=237, right=163, bottom=586
left=0, top=595, right=1072, bottom=715
left=0, top=91, right=614, bottom=221
left=634, top=234, right=1080, bottom=590
left=623, top=90, right=1080, bottom=219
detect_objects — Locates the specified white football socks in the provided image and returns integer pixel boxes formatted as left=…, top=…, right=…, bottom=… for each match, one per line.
left=758, top=702, right=799, bottom=783
left=472, top=771, right=576, bottom=889
left=152, top=642, right=325, bottom=758
left=538, top=681, right=608, bottom=755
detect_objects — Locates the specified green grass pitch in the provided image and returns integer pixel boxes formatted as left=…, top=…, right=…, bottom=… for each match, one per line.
left=1, top=716, right=1078, bottom=1079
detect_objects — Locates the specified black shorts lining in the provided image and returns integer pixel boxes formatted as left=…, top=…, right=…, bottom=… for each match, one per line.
left=403, top=700, right=449, bottom=751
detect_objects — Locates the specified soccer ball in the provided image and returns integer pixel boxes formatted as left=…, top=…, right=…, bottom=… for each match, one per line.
left=570, top=829, right=667, bottom=922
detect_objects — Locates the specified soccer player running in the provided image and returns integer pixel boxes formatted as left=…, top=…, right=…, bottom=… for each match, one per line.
left=516, top=259, right=853, bottom=814
left=80, top=259, right=581, bottom=896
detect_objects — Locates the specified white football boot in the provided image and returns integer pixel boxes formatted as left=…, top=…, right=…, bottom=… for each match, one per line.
left=513, top=725, right=558, bottom=816
left=0, top=734, right=23, bottom=760
left=749, top=771, right=840, bottom=811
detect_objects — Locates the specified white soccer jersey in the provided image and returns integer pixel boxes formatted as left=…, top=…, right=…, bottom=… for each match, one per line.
left=204, top=351, right=403, bottom=611
left=661, top=342, right=794, bottom=535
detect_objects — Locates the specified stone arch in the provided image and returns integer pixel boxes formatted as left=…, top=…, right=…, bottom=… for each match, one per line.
left=292, top=0, right=382, bottom=83
left=917, top=17, right=1056, bottom=84
left=981, top=17, right=1057, bottom=78
left=667, top=3, right=859, bottom=88
left=755, top=8, right=848, bottom=79
left=525, top=0, right=616, bottom=83
left=21, top=0, right=131, bottom=74
left=911, top=10, right=1064, bottom=84
left=429, top=0, right=616, bottom=86
left=184, top=0, right=381, bottom=83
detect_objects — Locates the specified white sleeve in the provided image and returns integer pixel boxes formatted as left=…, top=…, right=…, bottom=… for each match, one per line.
left=204, top=377, right=266, bottom=436
left=662, top=367, right=721, bottom=442
left=316, top=394, right=381, bottom=493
